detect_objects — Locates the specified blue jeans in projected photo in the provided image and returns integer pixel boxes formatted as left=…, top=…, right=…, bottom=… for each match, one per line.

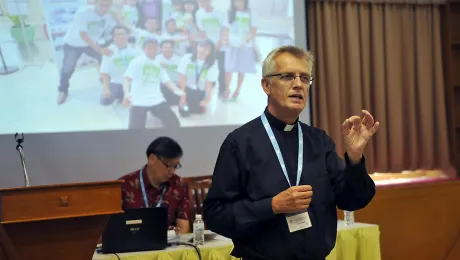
left=58, top=44, right=102, bottom=94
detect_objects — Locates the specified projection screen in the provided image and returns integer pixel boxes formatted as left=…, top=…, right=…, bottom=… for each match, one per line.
left=0, top=0, right=310, bottom=187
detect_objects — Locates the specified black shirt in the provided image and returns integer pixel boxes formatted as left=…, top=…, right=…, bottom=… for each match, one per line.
left=203, top=108, right=376, bottom=260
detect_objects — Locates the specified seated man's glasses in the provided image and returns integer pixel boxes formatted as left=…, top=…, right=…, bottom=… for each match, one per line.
left=157, top=157, right=182, bottom=169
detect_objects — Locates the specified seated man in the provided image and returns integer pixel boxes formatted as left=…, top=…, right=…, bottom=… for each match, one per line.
left=119, top=137, right=191, bottom=234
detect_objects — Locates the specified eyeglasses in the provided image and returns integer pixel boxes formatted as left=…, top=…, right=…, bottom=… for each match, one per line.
left=265, top=73, right=314, bottom=85
left=157, top=157, right=182, bottom=170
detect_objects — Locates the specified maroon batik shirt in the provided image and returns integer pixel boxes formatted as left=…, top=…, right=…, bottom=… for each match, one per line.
left=119, top=167, right=191, bottom=227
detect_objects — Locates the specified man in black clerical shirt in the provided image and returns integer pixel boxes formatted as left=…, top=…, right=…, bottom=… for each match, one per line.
left=203, top=46, right=380, bottom=260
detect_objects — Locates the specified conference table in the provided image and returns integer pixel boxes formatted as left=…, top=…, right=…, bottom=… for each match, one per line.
left=93, top=221, right=381, bottom=260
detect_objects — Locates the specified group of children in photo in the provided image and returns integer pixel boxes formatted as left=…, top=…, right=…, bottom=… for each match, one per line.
left=57, top=0, right=259, bottom=129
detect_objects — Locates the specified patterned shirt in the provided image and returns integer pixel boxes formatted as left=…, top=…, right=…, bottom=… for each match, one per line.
left=119, top=166, right=191, bottom=227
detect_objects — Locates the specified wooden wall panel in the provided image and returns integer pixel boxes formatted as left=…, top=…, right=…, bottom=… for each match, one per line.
left=340, top=180, right=460, bottom=260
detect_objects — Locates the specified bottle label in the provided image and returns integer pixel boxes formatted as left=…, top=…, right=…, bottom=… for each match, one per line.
left=193, top=222, right=205, bottom=245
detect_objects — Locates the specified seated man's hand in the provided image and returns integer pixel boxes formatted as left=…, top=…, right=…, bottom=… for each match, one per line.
left=169, top=226, right=180, bottom=235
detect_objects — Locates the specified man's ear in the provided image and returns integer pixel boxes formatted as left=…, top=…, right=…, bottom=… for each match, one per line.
left=261, top=78, right=270, bottom=95
left=148, top=154, right=157, bottom=164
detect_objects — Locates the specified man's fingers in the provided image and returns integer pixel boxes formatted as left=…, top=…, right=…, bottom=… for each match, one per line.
left=372, top=121, right=380, bottom=134
left=342, top=119, right=351, bottom=135
left=296, top=197, right=312, bottom=206
left=361, top=110, right=375, bottom=128
left=342, top=116, right=361, bottom=135
left=295, top=198, right=312, bottom=211
left=293, top=185, right=312, bottom=192
left=303, top=191, right=313, bottom=198
left=361, top=112, right=368, bottom=126
left=349, top=116, right=361, bottom=130
left=294, top=190, right=313, bottom=199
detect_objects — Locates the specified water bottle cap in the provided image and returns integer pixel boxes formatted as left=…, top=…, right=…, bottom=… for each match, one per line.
left=195, top=214, right=202, bottom=219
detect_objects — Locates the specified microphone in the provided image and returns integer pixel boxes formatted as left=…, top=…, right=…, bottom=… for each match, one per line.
left=156, top=182, right=169, bottom=207
left=15, top=133, right=30, bottom=187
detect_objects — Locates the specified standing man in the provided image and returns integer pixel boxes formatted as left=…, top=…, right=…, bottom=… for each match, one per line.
left=158, top=40, right=182, bottom=84
left=158, top=40, right=182, bottom=105
left=99, top=26, right=140, bottom=106
left=57, top=0, right=117, bottom=105
left=119, top=137, right=191, bottom=234
left=123, top=39, right=184, bottom=129
left=203, top=46, right=380, bottom=260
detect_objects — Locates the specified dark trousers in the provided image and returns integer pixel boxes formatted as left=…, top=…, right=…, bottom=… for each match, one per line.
left=128, top=102, right=180, bottom=129
left=161, top=83, right=180, bottom=105
left=58, top=44, right=102, bottom=94
left=100, top=83, right=124, bottom=105
left=185, top=87, right=206, bottom=114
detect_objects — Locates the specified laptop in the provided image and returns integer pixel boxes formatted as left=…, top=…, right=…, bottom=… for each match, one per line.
left=101, top=207, right=168, bottom=254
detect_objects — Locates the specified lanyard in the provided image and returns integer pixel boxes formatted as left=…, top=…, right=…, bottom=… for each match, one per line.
left=261, top=113, right=303, bottom=187
left=139, top=167, right=150, bottom=208
left=195, top=60, right=205, bottom=87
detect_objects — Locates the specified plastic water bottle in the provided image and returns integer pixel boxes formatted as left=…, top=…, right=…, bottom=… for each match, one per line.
left=344, top=210, right=355, bottom=226
left=193, top=214, right=205, bottom=245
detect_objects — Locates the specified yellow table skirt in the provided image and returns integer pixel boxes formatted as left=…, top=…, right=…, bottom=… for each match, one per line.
left=94, top=222, right=381, bottom=260
left=95, top=242, right=238, bottom=260
left=326, top=222, right=381, bottom=260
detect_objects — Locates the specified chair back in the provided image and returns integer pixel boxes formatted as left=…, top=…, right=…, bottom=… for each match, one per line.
left=187, top=177, right=212, bottom=216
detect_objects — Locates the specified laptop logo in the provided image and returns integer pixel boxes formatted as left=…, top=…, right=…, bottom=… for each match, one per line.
left=130, top=227, right=140, bottom=233
left=126, top=219, right=142, bottom=234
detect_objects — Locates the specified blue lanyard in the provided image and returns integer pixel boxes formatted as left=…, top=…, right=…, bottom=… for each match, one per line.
left=261, top=113, right=303, bottom=186
left=139, top=167, right=150, bottom=208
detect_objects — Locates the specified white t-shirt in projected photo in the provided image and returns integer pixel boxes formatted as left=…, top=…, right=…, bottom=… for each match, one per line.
left=132, top=28, right=163, bottom=50
left=228, top=11, right=258, bottom=47
left=177, top=54, right=218, bottom=91
left=124, top=55, right=170, bottom=107
left=195, top=8, right=228, bottom=45
left=162, top=32, right=188, bottom=56
left=157, top=54, right=181, bottom=83
left=63, top=5, right=116, bottom=47
left=100, top=46, right=140, bottom=85
left=123, top=5, right=139, bottom=27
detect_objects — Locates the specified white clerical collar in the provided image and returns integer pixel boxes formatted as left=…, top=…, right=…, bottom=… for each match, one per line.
left=284, top=124, right=295, bottom=132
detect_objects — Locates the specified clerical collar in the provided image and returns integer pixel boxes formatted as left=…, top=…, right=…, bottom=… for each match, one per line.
left=264, top=108, right=298, bottom=132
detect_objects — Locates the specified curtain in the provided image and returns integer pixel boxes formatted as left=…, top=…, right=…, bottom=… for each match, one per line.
left=308, top=1, right=453, bottom=174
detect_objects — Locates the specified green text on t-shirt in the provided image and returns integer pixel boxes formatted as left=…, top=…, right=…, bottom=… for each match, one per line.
left=87, top=20, right=105, bottom=37
left=201, top=18, right=221, bottom=36
left=142, top=64, right=161, bottom=83
left=235, top=16, right=250, bottom=33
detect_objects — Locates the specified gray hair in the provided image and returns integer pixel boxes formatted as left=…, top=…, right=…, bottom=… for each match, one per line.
left=261, top=46, right=314, bottom=77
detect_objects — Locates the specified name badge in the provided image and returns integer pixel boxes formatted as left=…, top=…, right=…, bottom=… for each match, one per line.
left=285, top=210, right=312, bottom=233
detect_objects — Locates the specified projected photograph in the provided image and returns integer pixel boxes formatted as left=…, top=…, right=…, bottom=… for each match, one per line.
left=0, top=0, right=295, bottom=134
